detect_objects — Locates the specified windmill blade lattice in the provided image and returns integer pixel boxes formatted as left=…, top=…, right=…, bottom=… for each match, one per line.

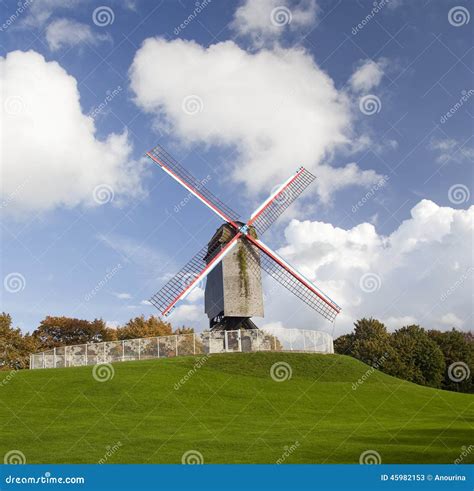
left=150, top=234, right=240, bottom=316
left=248, top=167, right=316, bottom=236
left=147, top=144, right=240, bottom=223
left=242, top=238, right=340, bottom=323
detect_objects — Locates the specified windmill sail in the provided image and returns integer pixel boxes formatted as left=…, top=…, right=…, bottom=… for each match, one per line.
left=146, top=144, right=240, bottom=224
left=146, top=142, right=341, bottom=325
left=149, top=233, right=241, bottom=316
left=244, top=237, right=340, bottom=322
left=248, top=167, right=316, bottom=235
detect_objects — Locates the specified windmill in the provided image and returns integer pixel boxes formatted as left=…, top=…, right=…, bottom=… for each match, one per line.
left=146, top=144, right=341, bottom=331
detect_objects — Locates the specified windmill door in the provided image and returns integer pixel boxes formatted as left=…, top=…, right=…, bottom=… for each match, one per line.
left=225, top=330, right=242, bottom=352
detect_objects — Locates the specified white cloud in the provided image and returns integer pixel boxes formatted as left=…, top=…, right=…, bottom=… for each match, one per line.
left=46, top=18, right=110, bottom=51
left=187, top=287, right=205, bottom=303
left=231, top=0, right=318, bottom=47
left=169, top=303, right=206, bottom=326
left=349, top=59, right=386, bottom=93
left=269, top=199, right=473, bottom=334
left=130, top=37, right=382, bottom=204
left=97, top=233, right=169, bottom=278
left=440, top=312, right=464, bottom=327
left=382, top=316, right=417, bottom=329
left=0, top=50, right=143, bottom=216
left=114, top=292, right=132, bottom=300
left=22, top=0, right=85, bottom=27
left=428, top=138, right=474, bottom=165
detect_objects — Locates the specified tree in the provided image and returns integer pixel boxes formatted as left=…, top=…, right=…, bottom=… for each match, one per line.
left=429, top=328, right=473, bottom=393
left=33, top=316, right=115, bottom=349
left=334, top=333, right=355, bottom=355
left=174, top=327, right=195, bottom=335
left=349, top=318, right=402, bottom=376
left=116, top=315, right=173, bottom=340
left=0, top=313, right=38, bottom=370
left=391, top=325, right=445, bottom=388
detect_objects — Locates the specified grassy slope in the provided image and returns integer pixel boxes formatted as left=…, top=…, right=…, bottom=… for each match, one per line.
left=1, top=352, right=472, bottom=464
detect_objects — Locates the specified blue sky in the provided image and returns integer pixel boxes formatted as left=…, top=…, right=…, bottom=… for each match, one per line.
left=1, top=0, right=472, bottom=335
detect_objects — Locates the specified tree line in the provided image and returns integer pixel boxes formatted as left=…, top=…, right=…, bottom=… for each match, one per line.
left=0, top=312, right=193, bottom=370
left=334, top=318, right=473, bottom=394
left=1, top=313, right=472, bottom=394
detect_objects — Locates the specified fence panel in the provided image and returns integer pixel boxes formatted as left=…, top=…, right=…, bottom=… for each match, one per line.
left=208, top=331, right=225, bottom=353
left=86, top=343, right=101, bottom=365
left=104, top=341, right=122, bottom=363
left=140, top=338, right=159, bottom=360
left=30, top=329, right=334, bottom=369
left=123, top=339, right=140, bottom=361
left=158, top=335, right=178, bottom=358
left=177, top=334, right=195, bottom=356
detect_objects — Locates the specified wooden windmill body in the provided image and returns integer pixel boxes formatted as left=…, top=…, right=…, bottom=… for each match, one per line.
left=204, top=223, right=263, bottom=330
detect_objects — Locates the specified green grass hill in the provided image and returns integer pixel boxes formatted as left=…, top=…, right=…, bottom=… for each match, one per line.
left=1, top=352, right=472, bottom=464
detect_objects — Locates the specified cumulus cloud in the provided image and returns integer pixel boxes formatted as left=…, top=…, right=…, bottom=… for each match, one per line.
left=168, top=303, right=207, bottom=326
left=269, top=199, right=473, bottom=334
left=130, top=37, right=382, bottom=204
left=428, top=137, right=474, bottom=165
left=231, top=0, right=318, bottom=47
left=349, top=59, right=386, bottom=93
left=46, top=18, right=111, bottom=51
left=0, top=50, right=143, bottom=216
